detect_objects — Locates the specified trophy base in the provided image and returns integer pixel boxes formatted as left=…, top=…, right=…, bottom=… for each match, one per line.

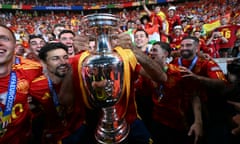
left=95, top=107, right=129, bottom=144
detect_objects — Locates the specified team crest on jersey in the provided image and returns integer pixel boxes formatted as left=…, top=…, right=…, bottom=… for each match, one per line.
left=17, top=79, right=29, bottom=94
left=42, top=92, right=51, bottom=100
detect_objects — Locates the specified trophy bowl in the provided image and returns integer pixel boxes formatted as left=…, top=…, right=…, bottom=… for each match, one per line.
left=81, top=13, right=129, bottom=144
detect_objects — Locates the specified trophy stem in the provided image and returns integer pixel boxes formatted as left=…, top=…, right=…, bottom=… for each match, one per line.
left=95, top=106, right=129, bottom=144
left=96, top=33, right=112, bottom=54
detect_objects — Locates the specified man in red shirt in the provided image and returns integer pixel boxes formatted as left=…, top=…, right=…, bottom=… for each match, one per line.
left=171, top=36, right=228, bottom=144
left=133, top=29, right=155, bottom=130
left=142, top=1, right=163, bottom=29
left=169, top=25, right=188, bottom=51
left=30, top=42, right=89, bottom=144
left=0, top=24, right=45, bottom=143
left=70, top=32, right=167, bottom=143
left=214, top=16, right=240, bottom=57
left=206, top=31, right=228, bottom=58
left=166, top=6, right=181, bottom=35
left=149, top=41, right=203, bottom=144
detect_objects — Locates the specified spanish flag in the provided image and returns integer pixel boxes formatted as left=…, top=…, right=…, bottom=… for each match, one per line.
left=202, top=19, right=221, bottom=35
left=202, top=13, right=231, bottom=35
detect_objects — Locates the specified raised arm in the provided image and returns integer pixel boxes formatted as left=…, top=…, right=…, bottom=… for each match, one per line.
left=142, top=0, right=152, bottom=16
left=117, top=32, right=167, bottom=82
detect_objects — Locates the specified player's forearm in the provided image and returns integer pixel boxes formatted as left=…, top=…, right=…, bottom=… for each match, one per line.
left=132, top=48, right=167, bottom=82
left=192, top=95, right=202, bottom=124
left=196, top=75, right=226, bottom=90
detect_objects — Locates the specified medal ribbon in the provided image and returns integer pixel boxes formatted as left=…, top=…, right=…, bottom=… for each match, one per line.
left=178, top=56, right=198, bottom=71
left=0, top=57, right=20, bottom=124
left=156, top=84, right=164, bottom=102
left=47, top=77, right=60, bottom=113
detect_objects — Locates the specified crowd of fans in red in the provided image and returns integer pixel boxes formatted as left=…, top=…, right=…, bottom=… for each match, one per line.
left=0, top=0, right=135, bottom=6
left=0, top=0, right=240, bottom=144
left=0, top=0, right=239, bottom=58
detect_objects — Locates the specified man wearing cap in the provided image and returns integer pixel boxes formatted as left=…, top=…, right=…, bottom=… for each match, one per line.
left=166, top=6, right=181, bottom=35
left=169, top=25, right=187, bottom=51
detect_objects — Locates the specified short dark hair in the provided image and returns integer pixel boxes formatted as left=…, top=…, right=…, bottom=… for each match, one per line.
left=38, top=42, right=68, bottom=61
left=0, top=24, right=16, bottom=42
left=134, top=29, right=149, bottom=38
left=28, top=34, right=45, bottom=43
left=182, top=36, right=199, bottom=44
left=58, top=30, right=75, bottom=39
left=140, top=15, right=151, bottom=24
left=54, top=24, right=65, bottom=29
left=153, top=41, right=172, bottom=57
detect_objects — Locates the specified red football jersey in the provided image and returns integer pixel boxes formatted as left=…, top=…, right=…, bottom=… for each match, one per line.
left=29, top=59, right=87, bottom=143
left=215, top=25, right=240, bottom=49
left=170, top=33, right=188, bottom=50
left=171, top=57, right=227, bottom=101
left=172, top=57, right=226, bottom=81
left=167, top=15, right=181, bottom=33
left=151, top=64, right=201, bottom=131
left=0, top=56, right=42, bottom=144
left=70, top=51, right=140, bottom=126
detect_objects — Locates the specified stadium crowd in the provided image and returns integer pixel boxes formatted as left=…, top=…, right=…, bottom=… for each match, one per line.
left=0, top=0, right=240, bottom=144
left=0, top=0, right=239, bottom=58
left=0, top=0, right=137, bottom=6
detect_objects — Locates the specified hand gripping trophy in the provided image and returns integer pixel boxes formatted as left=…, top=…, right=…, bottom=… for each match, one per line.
left=80, top=13, right=131, bottom=144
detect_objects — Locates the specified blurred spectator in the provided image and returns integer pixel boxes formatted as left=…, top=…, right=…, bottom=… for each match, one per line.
left=58, top=29, right=76, bottom=57
left=166, top=6, right=181, bottom=35
left=26, top=34, right=46, bottom=61
left=214, top=16, right=240, bottom=57
left=15, top=40, right=25, bottom=56
left=206, top=31, right=228, bottom=58
left=53, top=24, right=66, bottom=41
left=169, top=25, right=187, bottom=51
left=192, top=29, right=210, bottom=54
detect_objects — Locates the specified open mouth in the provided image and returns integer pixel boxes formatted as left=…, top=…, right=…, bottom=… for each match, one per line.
left=0, top=49, right=7, bottom=54
left=150, top=56, right=156, bottom=59
left=57, top=65, right=70, bottom=71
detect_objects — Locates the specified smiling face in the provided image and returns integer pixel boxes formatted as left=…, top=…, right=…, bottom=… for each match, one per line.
left=0, top=26, right=16, bottom=65
left=134, top=30, right=149, bottom=51
left=29, top=37, right=46, bottom=56
left=59, top=32, right=75, bottom=56
left=180, top=38, right=198, bottom=60
left=150, top=44, right=168, bottom=64
left=45, top=49, right=70, bottom=78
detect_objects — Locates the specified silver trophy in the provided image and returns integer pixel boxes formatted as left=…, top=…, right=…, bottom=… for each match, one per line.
left=81, top=13, right=129, bottom=144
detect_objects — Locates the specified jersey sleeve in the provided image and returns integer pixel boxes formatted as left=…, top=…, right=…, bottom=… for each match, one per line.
left=29, top=75, right=54, bottom=111
left=18, top=57, right=43, bottom=81
left=206, top=60, right=227, bottom=81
